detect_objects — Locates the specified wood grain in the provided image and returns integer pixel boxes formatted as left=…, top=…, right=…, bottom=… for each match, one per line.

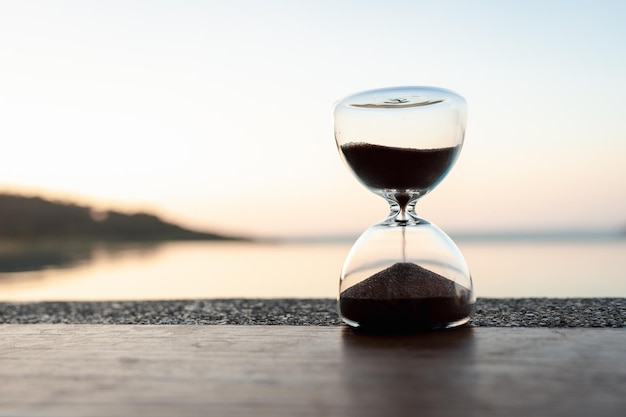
left=0, top=325, right=624, bottom=416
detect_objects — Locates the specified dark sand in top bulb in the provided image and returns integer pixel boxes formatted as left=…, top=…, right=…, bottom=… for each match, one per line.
left=340, top=143, right=460, bottom=192
left=339, top=262, right=473, bottom=330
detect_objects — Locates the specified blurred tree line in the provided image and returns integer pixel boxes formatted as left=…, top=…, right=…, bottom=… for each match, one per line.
left=0, top=194, right=237, bottom=241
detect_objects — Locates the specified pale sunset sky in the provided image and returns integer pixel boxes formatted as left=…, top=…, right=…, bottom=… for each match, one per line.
left=1, top=1, right=625, bottom=238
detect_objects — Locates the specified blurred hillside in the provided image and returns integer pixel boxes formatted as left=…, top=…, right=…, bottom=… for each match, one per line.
left=0, top=193, right=241, bottom=241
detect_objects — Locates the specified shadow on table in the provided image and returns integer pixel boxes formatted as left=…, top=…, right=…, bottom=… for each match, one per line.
left=340, top=326, right=477, bottom=416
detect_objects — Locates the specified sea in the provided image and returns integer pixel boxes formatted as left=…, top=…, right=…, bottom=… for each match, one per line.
left=0, top=234, right=624, bottom=301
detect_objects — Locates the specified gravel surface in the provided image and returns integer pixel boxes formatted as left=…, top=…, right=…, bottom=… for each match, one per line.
left=0, top=298, right=624, bottom=327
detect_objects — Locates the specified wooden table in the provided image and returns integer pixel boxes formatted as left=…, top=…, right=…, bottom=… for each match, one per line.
left=1, top=325, right=624, bottom=416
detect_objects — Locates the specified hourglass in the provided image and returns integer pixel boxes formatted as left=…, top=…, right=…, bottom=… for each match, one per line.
left=334, top=86, right=474, bottom=331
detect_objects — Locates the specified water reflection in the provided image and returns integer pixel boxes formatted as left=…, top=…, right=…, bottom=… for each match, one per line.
left=0, top=246, right=85, bottom=273
left=0, top=239, right=624, bottom=301
left=0, top=241, right=347, bottom=301
left=0, top=240, right=160, bottom=274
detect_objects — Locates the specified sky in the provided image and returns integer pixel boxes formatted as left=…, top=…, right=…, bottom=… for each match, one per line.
left=1, top=0, right=625, bottom=238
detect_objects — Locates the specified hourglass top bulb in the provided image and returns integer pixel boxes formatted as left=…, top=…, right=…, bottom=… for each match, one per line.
left=334, top=86, right=467, bottom=200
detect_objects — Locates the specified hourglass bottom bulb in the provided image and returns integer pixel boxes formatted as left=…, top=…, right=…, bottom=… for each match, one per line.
left=339, top=262, right=474, bottom=330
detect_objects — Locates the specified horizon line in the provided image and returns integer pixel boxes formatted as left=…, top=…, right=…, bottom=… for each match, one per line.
left=268, top=228, right=626, bottom=244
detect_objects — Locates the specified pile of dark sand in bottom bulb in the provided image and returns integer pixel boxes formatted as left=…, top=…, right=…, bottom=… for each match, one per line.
left=339, top=262, right=473, bottom=330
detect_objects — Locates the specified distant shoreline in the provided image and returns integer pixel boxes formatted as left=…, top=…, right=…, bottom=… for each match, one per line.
left=272, top=229, right=626, bottom=244
left=450, top=229, right=626, bottom=242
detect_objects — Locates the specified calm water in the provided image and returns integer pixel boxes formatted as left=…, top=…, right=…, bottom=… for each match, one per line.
left=0, top=238, right=624, bottom=301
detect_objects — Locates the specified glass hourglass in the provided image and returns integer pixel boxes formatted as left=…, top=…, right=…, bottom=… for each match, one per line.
left=334, top=86, right=474, bottom=331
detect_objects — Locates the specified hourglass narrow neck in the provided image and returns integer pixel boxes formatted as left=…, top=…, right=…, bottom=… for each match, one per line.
left=384, top=193, right=421, bottom=225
